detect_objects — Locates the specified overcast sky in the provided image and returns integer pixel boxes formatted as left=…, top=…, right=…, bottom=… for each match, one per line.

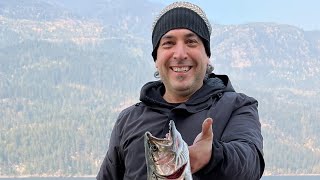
left=150, top=0, right=320, bottom=31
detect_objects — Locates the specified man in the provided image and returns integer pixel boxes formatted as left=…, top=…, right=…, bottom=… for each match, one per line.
left=97, top=1, right=265, bottom=180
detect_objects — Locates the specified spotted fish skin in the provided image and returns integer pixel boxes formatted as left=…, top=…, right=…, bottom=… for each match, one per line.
left=144, top=120, right=192, bottom=180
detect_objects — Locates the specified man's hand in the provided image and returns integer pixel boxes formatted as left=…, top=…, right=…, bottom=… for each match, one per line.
left=189, top=118, right=214, bottom=173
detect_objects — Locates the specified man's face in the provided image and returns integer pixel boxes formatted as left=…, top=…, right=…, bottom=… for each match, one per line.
left=155, top=29, right=209, bottom=103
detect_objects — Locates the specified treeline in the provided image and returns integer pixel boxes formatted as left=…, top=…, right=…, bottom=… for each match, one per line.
left=0, top=36, right=154, bottom=175
left=256, top=90, right=320, bottom=175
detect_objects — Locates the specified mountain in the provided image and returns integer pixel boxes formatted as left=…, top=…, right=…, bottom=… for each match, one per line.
left=0, top=0, right=74, bottom=20
left=0, top=0, right=319, bottom=176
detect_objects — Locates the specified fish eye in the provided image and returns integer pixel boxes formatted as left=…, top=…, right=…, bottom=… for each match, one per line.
left=150, top=144, right=158, bottom=152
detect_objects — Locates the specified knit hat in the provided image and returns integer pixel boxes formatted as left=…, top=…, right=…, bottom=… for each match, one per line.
left=151, top=1, right=212, bottom=61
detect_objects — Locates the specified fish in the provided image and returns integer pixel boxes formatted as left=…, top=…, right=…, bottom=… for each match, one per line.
left=144, top=120, right=192, bottom=180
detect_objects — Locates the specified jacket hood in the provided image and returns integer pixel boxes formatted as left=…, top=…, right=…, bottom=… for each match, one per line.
left=139, top=73, right=235, bottom=111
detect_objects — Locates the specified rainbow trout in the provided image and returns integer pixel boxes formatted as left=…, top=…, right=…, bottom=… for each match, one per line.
left=144, top=120, right=192, bottom=180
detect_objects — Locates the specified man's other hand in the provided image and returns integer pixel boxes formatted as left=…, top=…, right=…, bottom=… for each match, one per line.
left=189, top=118, right=214, bottom=173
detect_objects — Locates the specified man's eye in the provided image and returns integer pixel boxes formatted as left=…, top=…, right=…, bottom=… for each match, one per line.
left=187, top=39, right=197, bottom=44
left=162, top=41, right=173, bottom=46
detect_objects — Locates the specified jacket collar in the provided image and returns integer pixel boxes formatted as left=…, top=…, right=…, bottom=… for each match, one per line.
left=139, top=73, right=235, bottom=113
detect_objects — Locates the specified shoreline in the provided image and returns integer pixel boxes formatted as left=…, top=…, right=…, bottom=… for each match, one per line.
left=0, top=176, right=95, bottom=178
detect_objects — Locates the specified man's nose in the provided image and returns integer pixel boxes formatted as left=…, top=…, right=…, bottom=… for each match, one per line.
left=173, top=43, right=187, bottom=60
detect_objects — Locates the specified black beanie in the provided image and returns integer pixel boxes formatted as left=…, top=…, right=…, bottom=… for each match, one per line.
left=151, top=2, right=212, bottom=61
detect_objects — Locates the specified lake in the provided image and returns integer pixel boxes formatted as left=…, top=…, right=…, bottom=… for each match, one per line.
left=1, top=176, right=320, bottom=180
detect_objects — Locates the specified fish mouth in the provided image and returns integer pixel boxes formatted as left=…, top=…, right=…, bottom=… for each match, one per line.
left=145, top=120, right=176, bottom=147
left=162, top=163, right=187, bottom=179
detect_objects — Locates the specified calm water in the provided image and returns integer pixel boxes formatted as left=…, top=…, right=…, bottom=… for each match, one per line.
left=1, top=176, right=320, bottom=180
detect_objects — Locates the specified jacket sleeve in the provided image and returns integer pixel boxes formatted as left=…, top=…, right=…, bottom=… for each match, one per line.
left=196, top=96, right=265, bottom=180
left=96, top=120, right=125, bottom=180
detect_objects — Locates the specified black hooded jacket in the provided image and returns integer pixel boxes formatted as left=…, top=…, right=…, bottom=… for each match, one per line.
left=97, top=74, right=265, bottom=180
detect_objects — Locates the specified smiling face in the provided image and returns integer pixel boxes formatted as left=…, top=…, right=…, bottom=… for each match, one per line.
left=155, top=29, right=209, bottom=103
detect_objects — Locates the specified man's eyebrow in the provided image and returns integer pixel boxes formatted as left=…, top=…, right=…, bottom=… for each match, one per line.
left=161, top=34, right=174, bottom=39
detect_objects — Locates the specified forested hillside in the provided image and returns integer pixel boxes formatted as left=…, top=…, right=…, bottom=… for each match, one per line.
left=0, top=0, right=319, bottom=176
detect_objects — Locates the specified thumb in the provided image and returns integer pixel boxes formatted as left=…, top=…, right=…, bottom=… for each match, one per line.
left=193, top=118, right=214, bottom=145
left=202, top=118, right=213, bottom=136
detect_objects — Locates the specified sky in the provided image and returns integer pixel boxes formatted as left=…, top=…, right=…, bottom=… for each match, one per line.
left=150, top=0, right=320, bottom=31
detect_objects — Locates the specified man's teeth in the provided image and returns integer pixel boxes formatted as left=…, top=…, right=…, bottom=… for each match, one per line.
left=172, top=67, right=190, bottom=72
